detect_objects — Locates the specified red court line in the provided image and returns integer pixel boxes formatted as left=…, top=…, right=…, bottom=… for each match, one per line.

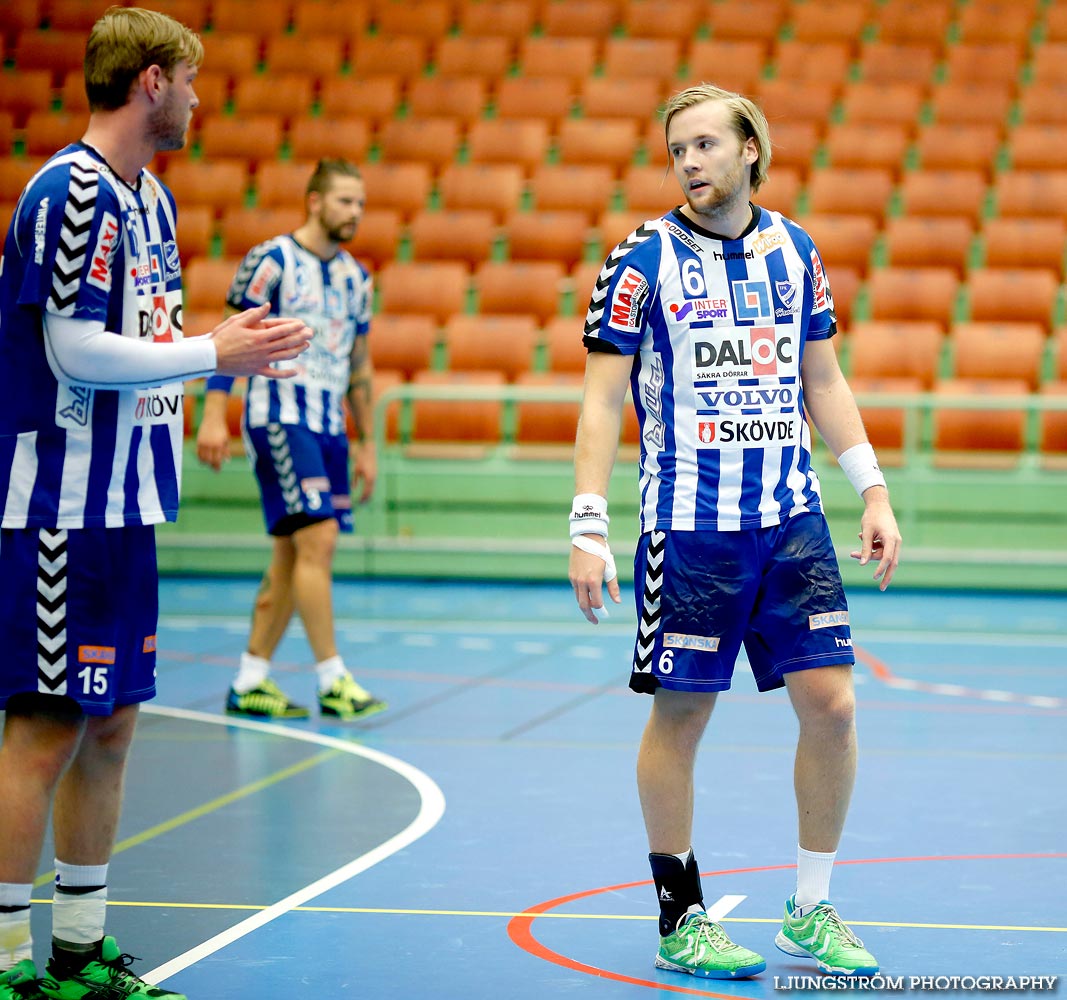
left=507, top=853, right=1067, bottom=996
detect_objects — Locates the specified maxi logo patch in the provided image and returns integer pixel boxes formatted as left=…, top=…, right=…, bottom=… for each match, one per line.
left=608, top=265, right=649, bottom=332
left=731, top=279, right=771, bottom=321
left=86, top=211, right=119, bottom=292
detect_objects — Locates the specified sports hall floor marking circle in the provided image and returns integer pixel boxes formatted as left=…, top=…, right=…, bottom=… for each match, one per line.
left=138, top=705, right=446, bottom=987
left=507, top=854, right=1067, bottom=997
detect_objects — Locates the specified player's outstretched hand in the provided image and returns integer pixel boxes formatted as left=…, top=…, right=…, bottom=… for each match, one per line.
left=211, top=304, right=312, bottom=378
left=850, top=496, right=902, bottom=591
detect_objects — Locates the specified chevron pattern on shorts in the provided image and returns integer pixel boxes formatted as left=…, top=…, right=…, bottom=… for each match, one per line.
left=37, top=528, right=69, bottom=695
left=267, top=423, right=302, bottom=514
left=583, top=222, right=658, bottom=337
left=632, top=529, right=666, bottom=675
left=48, top=162, right=99, bottom=316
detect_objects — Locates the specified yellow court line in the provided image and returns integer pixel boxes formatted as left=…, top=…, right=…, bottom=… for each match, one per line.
left=33, top=748, right=341, bottom=888
left=26, top=899, right=1067, bottom=933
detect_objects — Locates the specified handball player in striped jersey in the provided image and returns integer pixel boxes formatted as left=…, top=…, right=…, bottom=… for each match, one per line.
left=569, top=84, right=901, bottom=981
left=0, top=9, right=310, bottom=998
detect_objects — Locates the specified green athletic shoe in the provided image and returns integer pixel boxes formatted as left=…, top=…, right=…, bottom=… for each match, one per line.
left=0, top=961, right=46, bottom=1000
left=39, top=937, right=186, bottom=998
left=225, top=678, right=310, bottom=719
left=775, top=895, right=879, bottom=976
left=655, top=909, right=767, bottom=979
left=319, top=671, right=386, bottom=721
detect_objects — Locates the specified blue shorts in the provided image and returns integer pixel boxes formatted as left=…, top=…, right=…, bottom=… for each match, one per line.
left=0, top=525, right=159, bottom=715
left=629, top=514, right=854, bottom=694
left=244, top=422, right=353, bottom=537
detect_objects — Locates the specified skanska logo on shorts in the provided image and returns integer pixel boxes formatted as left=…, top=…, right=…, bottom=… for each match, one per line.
left=663, top=632, right=720, bottom=651
left=809, top=610, right=849, bottom=630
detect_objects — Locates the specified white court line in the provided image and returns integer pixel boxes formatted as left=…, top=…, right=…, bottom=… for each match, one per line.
left=139, top=705, right=446, bottom=986
left=705, top=894, right=747, bottom=921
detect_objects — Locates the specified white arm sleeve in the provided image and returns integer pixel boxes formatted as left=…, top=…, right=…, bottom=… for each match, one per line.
left=43, top=314, right=218, bottom=390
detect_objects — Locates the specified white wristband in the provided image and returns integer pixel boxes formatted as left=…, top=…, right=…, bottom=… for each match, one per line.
left=838, top=443, right=887, bottom=498
left=570, top=492, right=609, bottom=539
left=571, top=534, right=618, bottom=583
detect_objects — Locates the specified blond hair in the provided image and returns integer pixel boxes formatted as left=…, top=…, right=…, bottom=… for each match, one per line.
left=85, top=6, right=203, bottom=112
left=661, top=83, right=773, bottom=192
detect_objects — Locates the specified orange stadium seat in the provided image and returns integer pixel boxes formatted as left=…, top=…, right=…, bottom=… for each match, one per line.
left=598, top=210, right=656, bottom=248
left=1029, top=44, right=1067, bottom=86
left=756, top=80, right=840, bottom=129
left=49, top=0, right=117, bottom=30
left=797, top=214, right=878, bottom=275
left=443, top=314, right=540, bottom=381
left=350, top=36, right=429, bottom=78
left=762, top=122, right=820, bottom=173
left=59, top=71, right=91, bottom=114
left=529, top=164, right=616, bottom=220
left=13, top=30, right=86, bottom=78
left=199, top=34, right=260, bottom=79
left=434, top=37, right=512, bottom=80
left=914, top=123, right=1002, bottom=177
left=883, top=216, right=975, bottom=275
left=319, top=78, right=401, bottom=125
left=788, top=0, right=870, bottom=45
left=408, top=209, right=497, bottom=267
left=163, top=160, right=249, bottom=212
left=949, top=322, right=1045, bottom=388
left=175, top=205, right=215, bottom=263
left=981, top=217, right=1066, bottom=274
left=232, top=76, right=314, bottom=123
left=409, top=370, right=505, bottom=445
left=772, top=40, right=852, bottom=85
left=287, top=117, right=371, bottom=164
left=376, top=261, right=469, bottom=323
left=579, top=78, right=663, bottom=123
left=512, top=372, right=584, bottom=446
left=505, top=211, right=592, bottom=268
left=199, top=114, right=283, bottom=163
left=219, top=207, right=304, bottom=257
left=211, top=0, right=291, bottom=36
left=291, top=0, right=368, bottom=37
left=826, top=265, right=861, bottom=330
left=0, top=70, right=54, bottom=126
left=621, top=164, right=678, bottom=214
left=1038, top=382, right=1067, bottom=456
left=378, top=119, right=462, bottom=171
left=993, top=170, right=1067, bottom=218
left=457, top=0, right=536, bottom=40
left=684, top=40, right=767, bottom=96
left=0, top=157, right=47, bottom=202
left=256, top=161, right=315, bottom=209
left=376, top=0, right=453, bottom=38
left=345, top=209, right=403, bottom=271
left=1, top=0, right=43, bottom=34
left=182, top=257, right=243, bottom=311
left=942, top=42, right=1023, bottom=86
left=407, top=77, right=488, bottom=124
left=601, top=38, right=683, bottom=85
left=540, top=0, right=619, bottom=37
left=838, top=82, right=925, bottom=127
left=753, top=169, right=802, bottom=217
left=956, top=2, right=1034, bottom=44
left=543, top=316, right=589, bottom=374
left=965, top=268, right=1058, bottom=331
left=867, top=267, right=959, bottom=325
left=855, top=42, right=938, bottom=85
left=437, top=164, right=524, bottom=223
left=932, top=377, right=1028, bottom=459
left=359, top=162, right=432, bottom=220
left=0, top=112, right=12, bottom=155
left=898, top=169, right=989, bottom=223
left=475, top=261, right=567, bottom=323
left=873, top=2, right=952, bottom=46
left=467, top=120, right=550, bottom=172
left=494, top=78, right=575, bottom=126
left=264, top=35, right=345, bottom=78
left=1008, top=124, right=1067, bottom=171
left=1053, top=326, right=1067, bottom=382
left=847, top=376, right=924, bottom=451
left=822, top=123, right=910, bottom=174
left=556, top=119, right=641, bottom=172
left=621, top=0, right=703, bottom=40
left=805, top=168, right=894, bottom=223
left=185, top=72, right=228, bottom=117
left=1045, top=5, right=1067, bottom=43
left=368, top=314, right=439, bottom=381
left=848, top=321, right=943, bottom=388
left=22, top=111, right=87, bottom=157
left=1018, top=83, right=1067, bottom=126
left=928, top=82, right=1014, bottom=128
left=518, top=37, right=599, bottom=83
left=705, top=0, right=787, bottom=41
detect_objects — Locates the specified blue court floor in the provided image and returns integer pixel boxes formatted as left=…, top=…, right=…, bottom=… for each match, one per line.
left=19, top=578, right=1067, bottom=998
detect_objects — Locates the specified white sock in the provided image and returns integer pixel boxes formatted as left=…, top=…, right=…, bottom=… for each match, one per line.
left=233, top=652, right=270, bottom=694
left=52, top=888, right=106, bottom=949
left=795, top=845, right=836, bottom=912
left=672, top=848, right=692, bottom=864
left=0, top=882, right=33, bottom=969
left=54, top=861, right=108, bottom=890
left=316, top=655, right=347, bottom=693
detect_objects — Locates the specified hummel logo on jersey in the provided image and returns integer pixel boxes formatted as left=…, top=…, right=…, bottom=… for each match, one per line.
left=660, top=886, right=674, bottom=901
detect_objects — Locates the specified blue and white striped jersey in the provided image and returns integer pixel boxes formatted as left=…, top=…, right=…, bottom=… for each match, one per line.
left=0, top=144, right=185, bottom=529
left=584, top=206, right=837, bottom=533
left=207, top=235, right=372, bottom=437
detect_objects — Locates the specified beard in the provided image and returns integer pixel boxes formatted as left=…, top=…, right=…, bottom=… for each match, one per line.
left=147, top=91, right=189, bottom=152
left=684, top=155, right=749, bottom=219
left=324, top=220, right=357, bottom=244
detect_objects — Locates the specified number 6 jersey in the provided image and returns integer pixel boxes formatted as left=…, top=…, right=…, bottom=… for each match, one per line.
left=583, top=205, right=837, bottom=533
